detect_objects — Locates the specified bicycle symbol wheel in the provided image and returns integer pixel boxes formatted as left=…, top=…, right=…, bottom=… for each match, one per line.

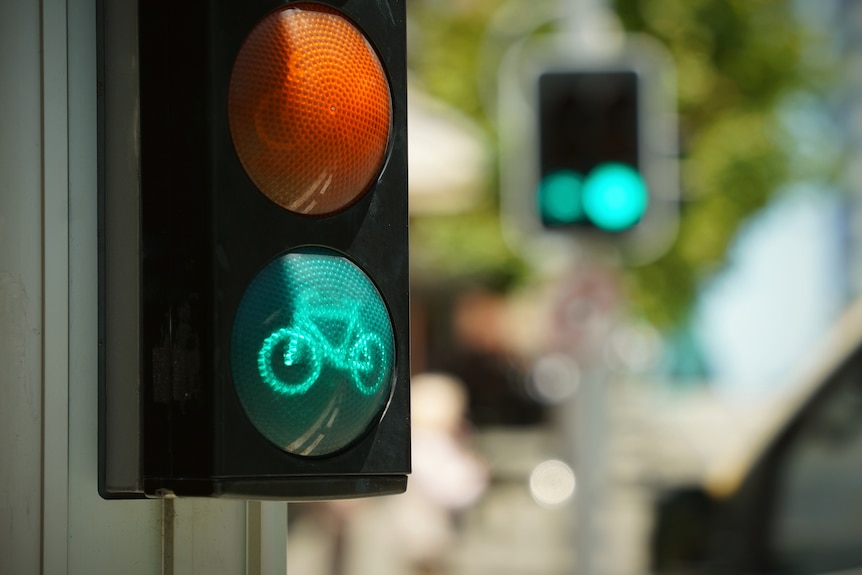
left=257, top=327, right=322, bottom=396
left=349, top=332, right=388, bottom=396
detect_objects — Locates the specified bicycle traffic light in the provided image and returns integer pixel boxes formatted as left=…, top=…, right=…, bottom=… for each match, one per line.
left=99, top=0, right=409, bottom=500
left=537, top=71, right=646, bottom=232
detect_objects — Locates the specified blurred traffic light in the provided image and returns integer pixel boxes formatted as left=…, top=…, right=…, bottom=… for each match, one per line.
left=498, top=36, right=678, bottom=263
left=99, top=0, right=409, bottom=500
left=536, top=70, right=647, bottom=233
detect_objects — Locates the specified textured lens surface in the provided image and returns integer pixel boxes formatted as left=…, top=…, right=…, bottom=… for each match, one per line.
left=228, top=3, right=391, bottom=215
left=231, top=248, right=395, bottom=456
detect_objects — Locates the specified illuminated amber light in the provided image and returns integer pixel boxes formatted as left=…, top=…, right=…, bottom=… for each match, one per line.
left=228, top=3, right=391, bottom=215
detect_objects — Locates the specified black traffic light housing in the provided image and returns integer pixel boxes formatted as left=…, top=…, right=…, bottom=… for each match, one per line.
left=537, top=70, right=645, bottom=231
left=99, top=0, right=409, bottom=500
left=498, top=35, right=678, bottom=264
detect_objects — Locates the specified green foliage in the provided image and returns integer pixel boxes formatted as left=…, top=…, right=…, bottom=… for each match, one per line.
left=407, top=0, right=831, bottom=325
left=407, top=0, right=504, bottom=126
left=614, top=0, right=819, bottom=326
left=407, top=0, right=528, bottom=292
left=410, top=210, right=529, bottom=292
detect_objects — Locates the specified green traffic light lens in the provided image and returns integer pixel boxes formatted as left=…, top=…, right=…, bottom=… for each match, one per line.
left=537, top=170, right=583, bottom=225
left=581, top=163, right=648, bottom=232
left=230, top=248, right=396, bottom=457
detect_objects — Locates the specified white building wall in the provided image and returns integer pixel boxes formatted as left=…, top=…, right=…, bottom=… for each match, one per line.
left=0, top=0, right=287, bottom=573
left=0, top=0, right=46, bottom=572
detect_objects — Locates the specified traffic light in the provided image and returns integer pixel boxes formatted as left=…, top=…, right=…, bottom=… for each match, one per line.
left=99, top=0, right=409, bottom=500
left=536, top=71, right=647, bottom=232
left=498, top=36, right=678, bottom=263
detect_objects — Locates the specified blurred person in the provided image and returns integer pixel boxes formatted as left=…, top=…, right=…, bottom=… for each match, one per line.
left=286, top=500, right=363, bottom=575
left=393, top=372, right=489, bottom=575
left=288, top=373, right=488, bottom=575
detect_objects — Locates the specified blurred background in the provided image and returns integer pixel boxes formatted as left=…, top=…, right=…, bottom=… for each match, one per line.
left=287, top=0, right=861, bottom=573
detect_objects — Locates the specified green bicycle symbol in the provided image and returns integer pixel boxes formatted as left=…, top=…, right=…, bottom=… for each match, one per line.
left=256, top=300, right=389, bottom=397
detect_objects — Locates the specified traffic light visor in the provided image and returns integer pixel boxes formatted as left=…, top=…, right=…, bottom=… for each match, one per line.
left=230, top=248, right=396, bottom=457
left=228, top=3, right=392, bottom=216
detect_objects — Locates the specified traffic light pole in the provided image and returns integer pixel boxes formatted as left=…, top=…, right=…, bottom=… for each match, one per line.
left=553, top=3, right=630, bottom=574
left=557, top=0, right=616, bottom=53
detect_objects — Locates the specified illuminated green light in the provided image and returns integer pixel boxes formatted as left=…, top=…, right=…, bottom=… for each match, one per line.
left=257, top=328, right=320, bottom=396
left=582, top=163, right=648, bottom=232
left=231, top=248, right=395, bottom=457
left=537, top=169, right=583, bottom=225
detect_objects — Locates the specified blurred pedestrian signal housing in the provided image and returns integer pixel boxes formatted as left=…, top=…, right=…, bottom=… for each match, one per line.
left=537, top=71, right=646, bottom=232
left=499, top=35, right=679, bottom=265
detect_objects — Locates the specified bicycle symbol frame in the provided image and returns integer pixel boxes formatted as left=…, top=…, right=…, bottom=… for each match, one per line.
left=256, top=300, right=390, bottom=397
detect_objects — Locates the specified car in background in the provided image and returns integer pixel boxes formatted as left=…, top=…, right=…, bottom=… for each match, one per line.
left=651, top=299, right=862, bottom=575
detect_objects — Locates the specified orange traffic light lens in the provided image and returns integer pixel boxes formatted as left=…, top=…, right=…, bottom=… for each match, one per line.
left=228, top=3, right=391, bottom=216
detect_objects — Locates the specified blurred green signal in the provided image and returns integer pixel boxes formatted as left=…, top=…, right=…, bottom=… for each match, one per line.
left=538, top=163, right=647, bottom=232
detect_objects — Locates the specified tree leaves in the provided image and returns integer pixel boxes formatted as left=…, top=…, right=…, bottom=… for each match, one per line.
left=407, top=0, right=822, bottom=327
